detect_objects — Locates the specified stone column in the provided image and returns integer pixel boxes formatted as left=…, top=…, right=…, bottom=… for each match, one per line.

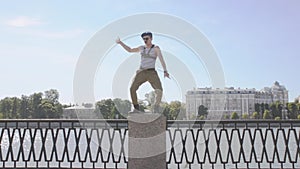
left=128, top=113, right=166, bottom=169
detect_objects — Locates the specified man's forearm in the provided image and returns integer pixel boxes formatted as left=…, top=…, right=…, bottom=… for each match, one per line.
left=161, top=60, right=167, bottom=71
left=158, top=54, right=167, bottom=71
left=119, top=41, right=132, bottom=52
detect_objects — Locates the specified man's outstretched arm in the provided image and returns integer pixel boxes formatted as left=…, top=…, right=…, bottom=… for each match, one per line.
left=116, top=37, right=140, bottom=53
left=155, top=46, right=170, bottom=79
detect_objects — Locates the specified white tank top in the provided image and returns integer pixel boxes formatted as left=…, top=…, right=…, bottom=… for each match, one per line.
left=139, top=45, right=157, bottom=69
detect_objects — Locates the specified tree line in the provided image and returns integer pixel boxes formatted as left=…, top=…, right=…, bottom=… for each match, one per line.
left=93, top=91, right=186, bottom=120
left=94, top=98, right=186, bottom=120
left=1, top=89, right=300, bottom=120
left=0, top=89, right=63, bottom=119
left=197, top=101, right=300, bottom=120
left=0, top=90, right=186, bottom=120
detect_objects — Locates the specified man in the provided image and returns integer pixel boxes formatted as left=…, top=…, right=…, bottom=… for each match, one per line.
left=116, top=32, right=170, bottom=113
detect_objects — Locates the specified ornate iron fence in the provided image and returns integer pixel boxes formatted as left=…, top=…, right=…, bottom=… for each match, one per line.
left=0, top=119, right=128, bottom=169
left=0, top=119, right=300, bottom=169
left=167, top=120, right=300, bottom=169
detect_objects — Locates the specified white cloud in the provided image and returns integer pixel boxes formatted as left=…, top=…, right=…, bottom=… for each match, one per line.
left=5, top=16, right=44, bottom=27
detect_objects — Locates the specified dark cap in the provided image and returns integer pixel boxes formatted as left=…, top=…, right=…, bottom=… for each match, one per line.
left=141, top=32, right=152, bottom=38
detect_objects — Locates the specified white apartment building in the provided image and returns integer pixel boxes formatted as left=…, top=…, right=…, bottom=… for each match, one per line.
left=186, top=81, right=288, bottom=119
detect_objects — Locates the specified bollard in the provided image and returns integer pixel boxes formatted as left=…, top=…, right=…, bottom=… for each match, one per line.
left=128, top=113, right=166, bottom=169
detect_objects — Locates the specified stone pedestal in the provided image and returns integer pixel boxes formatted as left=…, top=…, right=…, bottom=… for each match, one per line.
left=128, top=113, right=166, bottom=169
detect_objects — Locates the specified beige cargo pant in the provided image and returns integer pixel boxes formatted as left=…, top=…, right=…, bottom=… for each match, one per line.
left=130, top=69, right=163, bottom=106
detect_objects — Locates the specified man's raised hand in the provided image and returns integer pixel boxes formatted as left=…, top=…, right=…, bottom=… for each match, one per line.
left=115, top=37, right=121, bottom=44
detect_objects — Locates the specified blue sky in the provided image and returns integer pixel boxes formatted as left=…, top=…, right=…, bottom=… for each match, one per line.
left=0, top=0, right=299, bottom=104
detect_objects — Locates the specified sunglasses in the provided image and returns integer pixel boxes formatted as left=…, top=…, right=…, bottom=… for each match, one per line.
left=143, top=37, right=149, bottom=41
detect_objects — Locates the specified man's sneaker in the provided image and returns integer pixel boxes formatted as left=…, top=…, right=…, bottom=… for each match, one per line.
left=128, top=104, right=141, bottom=114
left=133, top=104, right=140, bottom=110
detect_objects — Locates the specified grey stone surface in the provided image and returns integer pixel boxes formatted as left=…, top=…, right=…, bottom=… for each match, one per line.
left=128, top=113, right=166, bottom=169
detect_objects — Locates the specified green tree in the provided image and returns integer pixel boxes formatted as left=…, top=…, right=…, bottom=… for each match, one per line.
left=287, top=102, right=298, bottom=119
left=0, top=97, right=21, bottom=118
left=275, top=116, right=281, bottom=120
left=20, top=95, right=30, bottom=118
left=223, top=114, right=230, bottom=119
left=198, top=115, right=205, bottom=120
left=263, top=110, right=272, bottom=119
left=231, top=112, right=239, bottom=119
left=39, top=100, right=56, bottom=118
left=255, top=103, right=261, bottom=115
left=113, top=98, right=131, bottom=117
left=0, top=90, right=63, bottom=119
left=30, top=92, right=43, bottom=118
left=297, top=114, right=300, bottom=120
left=198, top=105, right=208, bottom=118
left=190, top=113, right=197, bottom=120
left=44, top=89, right=59, bottom=103
left=95, top=99, right=114, bottom=119
left=264, top=103, right=270, bottom=111
left=0, top=97, right=12, bottom=118
left=34, top=99, right=62, bottom=119
left=11, top=97, right=18, bottom=118
left=257, top=103, right=270, bottom=118
left=94, top=98, right=130, bottom=119
left=169, top=101, right=182, bottom=120
left=161, top=102, right=170, bottom=119
left=111, top=106, right=120, bottom=119
left=251, top=112, right=260, bottom=119
left=270, top=101, right=282, bottom=119
left=53, top=102, right=63, bottom=118
left=260, top=103, right=266, bottom=116
left=161, top=101, right=183, bottom=120
left=62, top=103, right=75, bottom=109
left=242, top=113, right=249, bottom=119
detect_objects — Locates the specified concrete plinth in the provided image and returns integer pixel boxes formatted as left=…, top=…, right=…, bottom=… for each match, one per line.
left=128, top=113, right=166, bottom=169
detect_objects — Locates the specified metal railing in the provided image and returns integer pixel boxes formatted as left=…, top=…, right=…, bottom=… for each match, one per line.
left=0, top=119, right=300, bottom=169
left=167, top=120, right=300, bottom=169
left=0, top=119, right=128, bottom=169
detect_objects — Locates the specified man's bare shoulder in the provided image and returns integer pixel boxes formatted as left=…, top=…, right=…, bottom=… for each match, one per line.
left=154, top=45, right=161, bottom=50
left=135, top=45, right=144, bottom=51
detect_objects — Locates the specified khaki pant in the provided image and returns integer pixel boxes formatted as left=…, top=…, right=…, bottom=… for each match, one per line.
left=130, top=69, right=163, bottom=105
